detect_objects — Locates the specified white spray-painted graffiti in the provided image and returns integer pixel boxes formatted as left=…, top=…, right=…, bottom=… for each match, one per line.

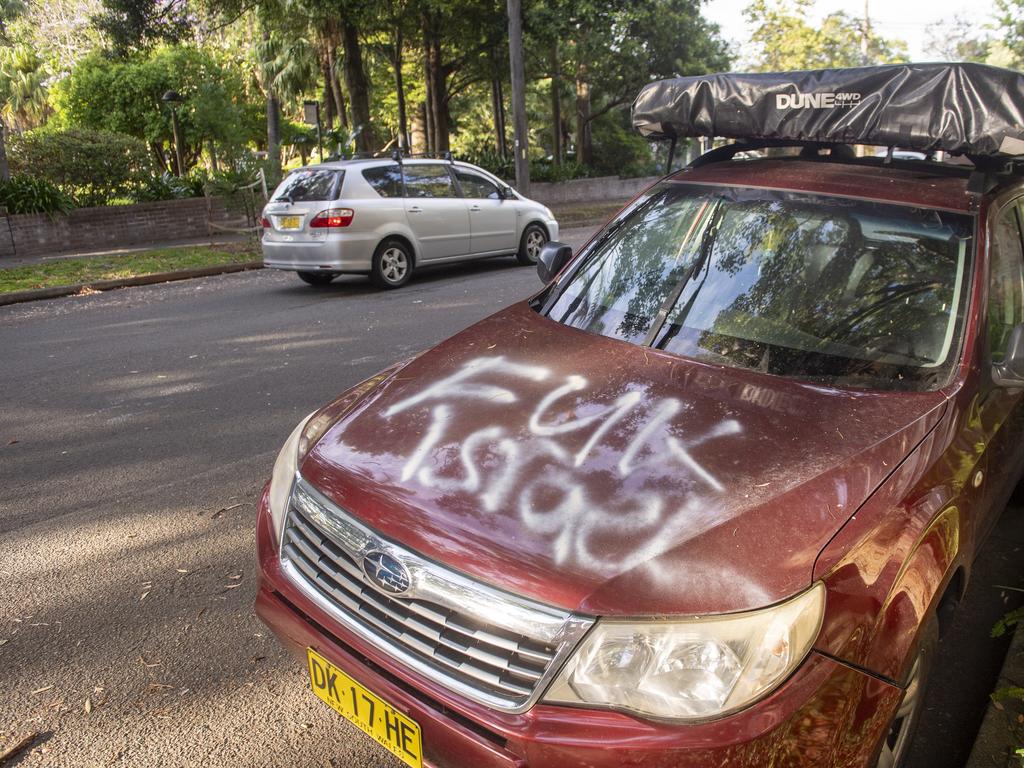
left=383, top=356, right=742, bottom=574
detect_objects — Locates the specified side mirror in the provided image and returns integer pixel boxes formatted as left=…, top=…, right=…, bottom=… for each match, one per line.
left=994, top=323, right=1024, bottom=387
left=537, top=241, right=573, bottom=284
left=500, top=185, right=515, bottom=200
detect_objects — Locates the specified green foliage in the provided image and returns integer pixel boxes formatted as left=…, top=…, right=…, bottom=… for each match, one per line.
left=92, top=0, right=187, bottom=58
left=743, top=0, right=908, bottom=70
left=530, top=159, right=592, bottom=183
left=590, top=113, right=659, bottom=178
left=9, top=127, right=153, bottom=206
left=53, top=45, right=254, bottom=172
left=133, top=169, right=203, bottom=202
left=992, top=605, right=1024, bottom=637
left=0, top=44, right=49, bottom=130
left=0, top=174, right=73, bottom=214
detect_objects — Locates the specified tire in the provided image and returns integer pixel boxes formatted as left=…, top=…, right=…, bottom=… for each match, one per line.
left=874, top=619, right=938, bottom=768
left=296, top=271, right=336, bottom=286
left=371, top=238, right=414, bottom=289
left=516, top=223, right=548, bottom=266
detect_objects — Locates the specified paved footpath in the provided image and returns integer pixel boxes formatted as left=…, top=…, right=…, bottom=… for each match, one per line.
left=0, top=222, right=1019, bottom=768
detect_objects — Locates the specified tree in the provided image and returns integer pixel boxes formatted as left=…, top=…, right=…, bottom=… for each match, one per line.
left=925, top=16, right=992, bottom=63
left=743, top=0, right=907, bottom=71
left=54, top=45, right=255, bottom=172
left=996, top=0, right=1024, bottom=65
left=532, top=0, right=728, bottom=165
left=0, top=45, right=49, bottom=131
left=93, top=0, right=188, bottom=57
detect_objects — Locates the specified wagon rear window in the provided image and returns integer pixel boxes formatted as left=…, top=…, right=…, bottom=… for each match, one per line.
left=271, top=169, right=343, bottom=202
left=542, top=183, right=974, bottom=391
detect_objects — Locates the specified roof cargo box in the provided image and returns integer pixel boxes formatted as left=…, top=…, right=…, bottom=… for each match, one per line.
left=632, top=63, right=1024, bottom=157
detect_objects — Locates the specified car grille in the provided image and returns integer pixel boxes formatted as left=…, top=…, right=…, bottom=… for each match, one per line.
left=280, top=478, right=592, bottom=713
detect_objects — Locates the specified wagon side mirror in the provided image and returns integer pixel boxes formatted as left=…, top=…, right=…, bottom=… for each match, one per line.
left=537, top=241, right=573, bottom=284
left=993, top=323, right=1024, bottom=387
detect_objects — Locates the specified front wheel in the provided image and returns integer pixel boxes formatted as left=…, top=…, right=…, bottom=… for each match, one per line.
left=874, top=621, right=937, bottom=768
left=517, top=224, right=547, bottom=266
left=297, top=271, right=336, bottom=286
left=371, top=239, right=413, bottom=289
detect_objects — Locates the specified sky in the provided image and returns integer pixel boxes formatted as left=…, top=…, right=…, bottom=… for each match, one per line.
left=703, top=0, right=996, bottom=63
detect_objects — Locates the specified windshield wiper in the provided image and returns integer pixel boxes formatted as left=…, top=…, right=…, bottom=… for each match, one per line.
left=641, top=198, right=725, bottom=347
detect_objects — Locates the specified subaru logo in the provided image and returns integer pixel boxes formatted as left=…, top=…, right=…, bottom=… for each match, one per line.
left=362, top=551, right=411, bottom=595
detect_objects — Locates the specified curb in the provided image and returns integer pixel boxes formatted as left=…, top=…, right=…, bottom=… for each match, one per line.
left=966, top=616, right=1024, bottom=768
left=0, top=261, right=263, bottom=307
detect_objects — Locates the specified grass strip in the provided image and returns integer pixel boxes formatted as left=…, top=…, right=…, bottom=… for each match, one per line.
left=0, top=244, right=258, bottom=294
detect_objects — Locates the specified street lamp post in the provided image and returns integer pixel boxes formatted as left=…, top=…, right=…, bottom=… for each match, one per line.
left=162, top=90, right=185, bottom=177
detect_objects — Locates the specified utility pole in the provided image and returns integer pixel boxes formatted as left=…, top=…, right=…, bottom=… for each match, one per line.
left=861, top=0, right=871, bottom=64
left=507, top=0, right=530, bottom=194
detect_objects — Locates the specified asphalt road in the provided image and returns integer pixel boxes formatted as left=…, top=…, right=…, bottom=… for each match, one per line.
left=0, top=223, right=1021, bottom=768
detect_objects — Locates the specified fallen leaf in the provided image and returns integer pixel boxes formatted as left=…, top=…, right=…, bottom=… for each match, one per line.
left=84, top=697, right=93, bottom=714
left=139, top=591, right=150, bottom=602
left=31, top=685, right=53, bottom=695
left=7, top=439, right=18, bottom=445
left=176, top=569, right=190, bottom=574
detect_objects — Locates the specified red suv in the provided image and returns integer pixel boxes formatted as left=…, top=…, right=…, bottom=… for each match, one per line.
left=255, top=64, right=1024, bottom=768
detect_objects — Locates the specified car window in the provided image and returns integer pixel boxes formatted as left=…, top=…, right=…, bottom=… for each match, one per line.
left=271, top=169, right=342, bottom=202
left=403, top=165, right=456, bottom=198
left=362, top=165, right=403, bottom=198
left=455, top=169, right=501, bottom=200
left=988, top=205, right=1024, bottom=364
left=543, top=182, right=974, bottom=391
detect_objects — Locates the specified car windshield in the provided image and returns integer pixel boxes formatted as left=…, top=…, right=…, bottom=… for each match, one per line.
left=542, top=182, right=974, bottom=391
left=271, top=169, right=342, bottom=202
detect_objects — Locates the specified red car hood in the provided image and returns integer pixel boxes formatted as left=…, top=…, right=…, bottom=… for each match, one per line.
left=301, top=303, right=947, bottom=615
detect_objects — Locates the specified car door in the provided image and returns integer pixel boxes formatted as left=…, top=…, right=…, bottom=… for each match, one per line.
left=976, top=199, right=1024, bottom=540
left=402, top=164, right=471, bottom=261
left=454, top=168, right=518, bottom=255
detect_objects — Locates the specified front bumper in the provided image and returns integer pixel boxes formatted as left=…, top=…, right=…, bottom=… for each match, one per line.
left=254, top=488, right=901, bottom=768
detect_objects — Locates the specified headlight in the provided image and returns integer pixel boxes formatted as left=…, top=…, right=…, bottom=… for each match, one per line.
left=543, top=583, right=825, bottom=722
left=267, top=412, right=325, bottom=543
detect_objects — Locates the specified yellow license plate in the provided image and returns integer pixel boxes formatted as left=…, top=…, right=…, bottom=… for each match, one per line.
left=278, top=215, right=302, bottom=229
left=307, top=648, right=423, bottom=768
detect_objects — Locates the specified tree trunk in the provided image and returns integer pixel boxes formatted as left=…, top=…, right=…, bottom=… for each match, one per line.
left=411, top=102, right=427, bottom=155
left=507, top=0, right=529, bottom=193
left=491, top=76, right=507, bottom=157
left=426, top=20, right=448, bottom=153
left=326, top=43, right=348, bottom=129
left=341, top=18, right=374, bottom=153
left=208, top=139, right=219, bottom=173
left=421, top=15, right=434, bottom=154
left=321, top=49, right=336, bottom=130
left=394, top=29, right=408, bottom=152
left=263, top=27, right=282, bottom=182
left=0, top=119, right=10, bottom=181
left=550, top=41, right=562, bottom=166
left=575, top=60, right=592, bottom=166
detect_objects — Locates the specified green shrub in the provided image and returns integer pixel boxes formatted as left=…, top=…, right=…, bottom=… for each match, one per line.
left=133, top=171, right=204, bottom=202
left=10, top=128, right=155, bottom=207
left=529, top=159, right=593, bottom=183
left=0, top=176, right=74, bottom=214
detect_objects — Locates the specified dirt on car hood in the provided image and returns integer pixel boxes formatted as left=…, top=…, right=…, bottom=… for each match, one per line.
left=300, top=302, right=948, bottom=615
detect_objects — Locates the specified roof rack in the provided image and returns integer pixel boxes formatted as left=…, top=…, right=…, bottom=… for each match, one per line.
left=388, top=151, right=456, bottom=164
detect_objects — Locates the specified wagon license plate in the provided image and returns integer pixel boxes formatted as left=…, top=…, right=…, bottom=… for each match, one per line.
left=277, top=215, right=302, bottom=230
left=307, top=648, right=423, bottom=768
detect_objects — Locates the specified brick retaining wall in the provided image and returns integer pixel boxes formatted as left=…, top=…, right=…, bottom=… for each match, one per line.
left=0, top=197, right=241, bottom=259
left=527, top=175, right=660, bottom=205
